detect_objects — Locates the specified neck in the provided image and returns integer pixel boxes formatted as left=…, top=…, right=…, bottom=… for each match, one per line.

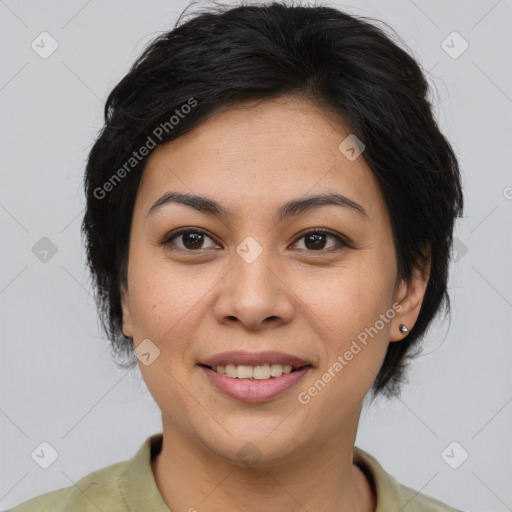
left=151, top=413, right=375, bottom=512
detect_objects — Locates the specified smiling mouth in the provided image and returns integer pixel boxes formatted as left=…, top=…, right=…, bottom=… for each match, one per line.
left=200, top=363, right=310, bottom=380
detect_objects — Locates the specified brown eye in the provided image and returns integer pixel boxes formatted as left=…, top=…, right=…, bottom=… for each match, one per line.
left=163, top=229, right=220, bottom=251
left=304, top=233, right=328, bottom=250
left=162, top=228, right=348, bottom=253
left=292, top=229, right=347, bottom=251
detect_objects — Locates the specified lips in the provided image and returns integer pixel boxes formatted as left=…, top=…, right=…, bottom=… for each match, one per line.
left=200, top=365, right=312, bottom=403
left=197, top=351, right=313, bottom=403
left=199, top=350, right=313, bottom=369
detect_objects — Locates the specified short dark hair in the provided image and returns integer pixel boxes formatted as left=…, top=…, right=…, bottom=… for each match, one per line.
left=81, top=1, right=463, bottom=399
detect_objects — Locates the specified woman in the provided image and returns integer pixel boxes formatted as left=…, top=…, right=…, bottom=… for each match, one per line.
left=11, top=2, right=464, bottom=510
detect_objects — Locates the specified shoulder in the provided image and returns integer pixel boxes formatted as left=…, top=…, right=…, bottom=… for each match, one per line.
left=353, top=446, right=464, bottom=512
left=392, top=481, right=463, bottom=512
left=7, top=459, right=129, bottom=512
left=8, top=434, right=166, bottom=512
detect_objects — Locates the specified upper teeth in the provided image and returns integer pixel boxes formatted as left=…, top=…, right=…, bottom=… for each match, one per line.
left=214, top=363, right=294, bottom=380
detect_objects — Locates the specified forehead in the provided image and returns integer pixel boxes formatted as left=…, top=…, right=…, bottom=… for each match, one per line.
left=136, top=96, right=387, bottom=222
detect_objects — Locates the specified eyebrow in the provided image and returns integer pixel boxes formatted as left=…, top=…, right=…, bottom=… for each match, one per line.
left=147, top=191, right=367, bottom=221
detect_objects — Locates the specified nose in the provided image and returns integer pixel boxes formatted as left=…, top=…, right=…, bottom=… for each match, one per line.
left=213, top=246, right=295, bottom=331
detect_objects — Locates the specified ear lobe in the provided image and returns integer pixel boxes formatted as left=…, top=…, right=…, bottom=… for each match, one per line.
left=120, top=284, right=133, bottom=338
left=390, top=244, right=431, bottom=342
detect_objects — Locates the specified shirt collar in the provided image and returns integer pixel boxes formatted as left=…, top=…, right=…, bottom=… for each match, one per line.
left=118, top=433, right=170, bottom=511
left=353, top=445, right=406, bottom=511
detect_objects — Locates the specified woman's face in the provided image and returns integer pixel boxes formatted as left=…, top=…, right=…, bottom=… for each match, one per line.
left=121, top=95, right=427, bottom=465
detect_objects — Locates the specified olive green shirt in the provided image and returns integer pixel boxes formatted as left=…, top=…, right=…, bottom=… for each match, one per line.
left=9, top=433, right=461, bottom=511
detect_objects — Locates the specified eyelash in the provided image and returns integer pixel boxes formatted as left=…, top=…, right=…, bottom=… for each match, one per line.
left=160, top=227, right=350, bottom=253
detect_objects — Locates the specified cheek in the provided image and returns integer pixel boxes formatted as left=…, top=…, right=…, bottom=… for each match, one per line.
left=294, top=277, right=393, bottom=428
left=294, top=260, right=395, bottom=393
left=295, top=260, right=394, bottom=337
left=126, top=248, right=216, bottom=349
left=126, top=254, right=209, bottom=408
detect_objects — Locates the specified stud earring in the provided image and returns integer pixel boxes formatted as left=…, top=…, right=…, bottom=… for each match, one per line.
left=399, top=324, right=409, bottom=334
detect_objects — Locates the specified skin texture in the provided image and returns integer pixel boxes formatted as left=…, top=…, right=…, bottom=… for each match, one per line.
left=121, top=95, right=430, bottom=512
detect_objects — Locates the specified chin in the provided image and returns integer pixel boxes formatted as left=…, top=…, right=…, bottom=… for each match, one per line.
left=190, top=415, right=312, bottom=469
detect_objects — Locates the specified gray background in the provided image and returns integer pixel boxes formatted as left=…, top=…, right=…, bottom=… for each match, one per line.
left=1, top=0, right=511, bottom=510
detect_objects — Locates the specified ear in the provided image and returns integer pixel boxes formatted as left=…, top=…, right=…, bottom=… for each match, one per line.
left=390, top=244, right=431, bottom=342
left=120, top=282, right=134, bottom=339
